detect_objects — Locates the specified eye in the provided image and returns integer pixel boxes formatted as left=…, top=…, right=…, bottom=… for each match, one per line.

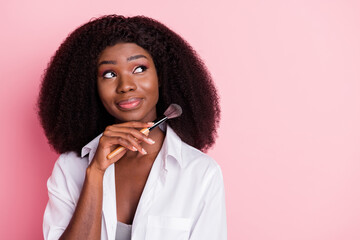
left=133, top=65, right=147, bottom=74
left=102, top=71, right=116, bottom=79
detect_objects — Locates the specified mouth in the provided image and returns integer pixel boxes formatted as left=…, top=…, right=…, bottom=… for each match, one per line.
left=116, top=97, right=143, bottom=110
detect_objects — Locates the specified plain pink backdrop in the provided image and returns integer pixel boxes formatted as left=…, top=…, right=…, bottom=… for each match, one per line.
left=1, top=0, right=360, bottom=239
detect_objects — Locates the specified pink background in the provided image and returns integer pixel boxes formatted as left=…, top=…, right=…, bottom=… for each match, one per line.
left=1, top=0, right=360, bottom=239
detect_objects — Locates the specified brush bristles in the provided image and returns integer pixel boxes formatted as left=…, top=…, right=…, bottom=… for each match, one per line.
left=164, top=104, right=182, bottom=119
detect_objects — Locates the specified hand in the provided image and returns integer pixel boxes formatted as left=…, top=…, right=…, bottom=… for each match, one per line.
left=88, top=121, right=155, bottom=173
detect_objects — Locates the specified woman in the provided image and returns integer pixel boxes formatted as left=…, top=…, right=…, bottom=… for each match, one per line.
left=39, top=15, right=226, bottom=240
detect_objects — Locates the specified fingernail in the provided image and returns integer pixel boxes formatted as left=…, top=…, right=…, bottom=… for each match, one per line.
left=147, top=138, right=155, bottom=144
left=142, top=148, right=147, bottom=154
left=147, top=122, right=154, bottom=126
left=132, top=146, right=137, bottom=151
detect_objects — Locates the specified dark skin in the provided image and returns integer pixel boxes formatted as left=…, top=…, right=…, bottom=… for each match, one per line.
left=60, top=43, right=164, bottom=239
left=114, top=128, right=164, bottom=224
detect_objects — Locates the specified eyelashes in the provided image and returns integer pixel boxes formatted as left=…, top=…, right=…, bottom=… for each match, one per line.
left=101, top=65, right=148, bottom=79
left=103, top=71, right=116, bottom=79
left=133, top=65, right=147, bottom=74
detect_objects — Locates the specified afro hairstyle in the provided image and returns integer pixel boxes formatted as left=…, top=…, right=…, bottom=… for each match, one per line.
left=37, top=15, right=221, bottom=156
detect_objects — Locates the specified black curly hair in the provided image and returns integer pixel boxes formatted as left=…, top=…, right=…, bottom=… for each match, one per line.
left=37, top=15, right=220, bottom=156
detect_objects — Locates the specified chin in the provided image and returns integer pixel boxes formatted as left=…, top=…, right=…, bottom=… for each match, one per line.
left=114, top=112, right=156, bottom=123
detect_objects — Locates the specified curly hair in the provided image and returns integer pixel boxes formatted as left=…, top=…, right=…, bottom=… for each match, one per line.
left=37, top=15, right=220, bottom=156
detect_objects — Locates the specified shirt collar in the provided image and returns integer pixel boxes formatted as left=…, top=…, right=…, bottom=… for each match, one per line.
left=80, top=123, right=183, bottom=169
left=158, top=123, right=183, bottom=169
left=81, top=133, right=102, bottom=159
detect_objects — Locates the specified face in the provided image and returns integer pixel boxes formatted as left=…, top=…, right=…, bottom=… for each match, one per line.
left=97, top=42, right=159, bottom=123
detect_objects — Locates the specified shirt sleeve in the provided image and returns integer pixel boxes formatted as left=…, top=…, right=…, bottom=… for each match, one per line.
left=43, top=155, right=76, bottom=240
left=189, top=164, right=227, bottom=240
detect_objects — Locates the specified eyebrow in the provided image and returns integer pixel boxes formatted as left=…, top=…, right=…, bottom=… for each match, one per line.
left=98, top=55, right=148, bottom=66
left=98, top=60, right=116, bottom=66
left=127, top=54, right=147, bottom=61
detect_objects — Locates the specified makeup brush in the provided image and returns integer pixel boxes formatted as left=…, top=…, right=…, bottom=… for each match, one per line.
left=106, top=103, right=182, bottom=160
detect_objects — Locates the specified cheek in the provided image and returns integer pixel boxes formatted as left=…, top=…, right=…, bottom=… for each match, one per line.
left=152, top=88, right=159, bottom=104
left=143, top=77, right=159, bottom=102
left=143, top=71, right=159, bottom=97
left=97, top=81, right=113, bottom=105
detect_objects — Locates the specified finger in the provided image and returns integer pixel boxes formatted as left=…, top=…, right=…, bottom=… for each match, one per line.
left=98, top=134, right=132, bottom=150
left=111, top=121, right=154, bottom=129
left=115, top=135, right=142, bottom=152
left=91, top=143, right=127, bottom=171
left=99, top=134, right=139, bottom=153
left=119, top=133, right=148, bottom=154
left=104, top=128, right=155, bottom=145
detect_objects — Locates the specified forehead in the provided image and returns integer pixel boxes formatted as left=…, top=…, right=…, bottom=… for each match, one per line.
left=98, top=42, right=152, bottom=62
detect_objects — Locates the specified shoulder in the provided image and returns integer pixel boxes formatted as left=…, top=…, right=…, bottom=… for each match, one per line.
left=53, top=151, right=88, bottom=175
left=179, top=140, right=223, bottom=182
left=48, top=151, right=88, bottom=194
left=166, top=125, right=221, bottom=173
left=181, top=141, right=219, bottom=168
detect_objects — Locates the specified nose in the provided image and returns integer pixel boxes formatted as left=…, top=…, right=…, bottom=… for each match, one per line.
left=116, top=75, right=137, bottom=93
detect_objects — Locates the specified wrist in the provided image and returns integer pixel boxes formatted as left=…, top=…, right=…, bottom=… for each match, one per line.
left=86, top=163, right=105, bottom=182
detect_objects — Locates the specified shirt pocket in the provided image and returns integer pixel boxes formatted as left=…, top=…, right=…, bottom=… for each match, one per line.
left=145, top=215, right=192, bottom=240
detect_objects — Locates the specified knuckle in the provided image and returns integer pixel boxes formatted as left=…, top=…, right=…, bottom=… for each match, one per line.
left=103, top=130, right=111, bottom=136
left=104, top=126, right=113, bottom=132
left=99, top=136, right=106, bottom=145
left=125, top=133, right=133, bottom=140
left=129, top=129, right=138, bottom=135
left=123, top=141, right=133, bottom=149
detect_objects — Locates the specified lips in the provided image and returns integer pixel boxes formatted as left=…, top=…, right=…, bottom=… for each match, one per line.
left=117, top=97, right=143, bottom=110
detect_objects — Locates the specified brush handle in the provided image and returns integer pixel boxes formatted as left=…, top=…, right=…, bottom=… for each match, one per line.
left=149, top=116, right=167, bottom=131
left=106, top=127, right=150, bottom=160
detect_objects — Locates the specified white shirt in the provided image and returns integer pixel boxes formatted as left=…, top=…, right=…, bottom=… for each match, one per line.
left=43, top=124, right=227, bottom=239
